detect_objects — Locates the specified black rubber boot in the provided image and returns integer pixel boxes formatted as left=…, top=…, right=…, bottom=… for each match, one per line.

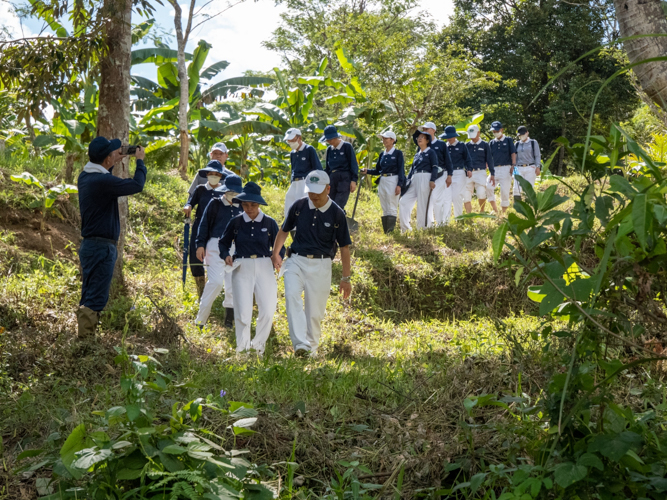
left=380, top=216, right=388, bottom=234
left=386, top=216, right=397, bottom=233
left=224, top=308, right=234, bottom=329
left=513, top=195, right=522, bottom=203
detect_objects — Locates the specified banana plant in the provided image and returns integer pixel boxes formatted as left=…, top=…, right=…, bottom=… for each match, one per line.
left=10, top=172, right=78, bottom=231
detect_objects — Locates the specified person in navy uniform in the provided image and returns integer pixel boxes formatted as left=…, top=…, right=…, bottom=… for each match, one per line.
left=186, top=142, right=234, bottom=196
left=271, top=170, right=352, bottom=357
left=360, top=130, right=405, bottom=233
left=76, top=137, right=146, bottom=338
left=194, top=174, right=243, bottom=329
left=183, top=160, right=227, bottom=297
left=464, top=124, right=495, bottom=213
left=283, top=128, right=323, bottom=219
left=417, top=122, right=454, bottom=225
left=321, top=125, right=359, bottom=210
left=440, top=125, right=472, bottom=219
left=218, top=182, right=284, bottom=355
left=486, top=121, right=516, bottom=215
left=398, top=129, right=439, bottom=232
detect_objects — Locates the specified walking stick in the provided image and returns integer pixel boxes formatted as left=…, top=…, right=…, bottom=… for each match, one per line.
left=182, top=217, right=191, bottom=288
left=424, top=189, right=433, bottom=228
left=346, top=176, right=364, bottom=233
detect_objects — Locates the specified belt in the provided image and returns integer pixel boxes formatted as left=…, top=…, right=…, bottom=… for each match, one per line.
left=381, top=174, right=397, bottom=177
left=471, top=167, right=486, bottom=171
left=293, top=252, right=329, bottom=259
left=496, top=165, right=512, bottom=168
left=518, top=164, right=535, bottom=167
left=84, top=236, right=117, bottom=245
left=237, top=255, right=269, bottom=259
left=414, top=169, right=431, bottom=174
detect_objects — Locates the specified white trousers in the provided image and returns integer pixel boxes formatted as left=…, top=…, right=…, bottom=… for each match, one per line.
left=232, top=258, right=277, bottom=353
left=432, top=174, right=453, bottom=226
left=513, top=166, right=538, bottom=196
left=464, top=170, right=488, bottom=203
left=378, top=176, right=400, bottom=217
left=195, top=239, right=234, bottom=326
left=284, top=179, right=307, bottom=219
left=283, top=255, right=332, bottom=352
left=450, top=170, right=468, bottom=218
left=399, top=173, right=433, bottom=232
left=486, top=165, right=512, bottom=207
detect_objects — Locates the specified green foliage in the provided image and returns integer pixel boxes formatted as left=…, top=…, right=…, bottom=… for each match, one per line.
left=10, top=171, right=77, bottom=230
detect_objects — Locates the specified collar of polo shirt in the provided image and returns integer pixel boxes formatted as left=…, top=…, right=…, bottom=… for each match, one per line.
left=496, top=134, right=505, bottom=141
left=385, top=147, right=396, bottom=155
left=205, top=183, right=225, bottom=191
left=295, top=142, right=306, bottom=152
left=242, top=210, right=264, bottom=222
left=422, top=146, right=431, bottom=153
left=450, top=140, right=459, bottom=146
left=308, top=197, right=332, bottom=212
left=471, top=138, right=482, bottom=145
left=333, top=140, right=345, bottom=150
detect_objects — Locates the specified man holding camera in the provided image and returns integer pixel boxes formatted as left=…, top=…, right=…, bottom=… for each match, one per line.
left=76, top=137, right=146, bottom=338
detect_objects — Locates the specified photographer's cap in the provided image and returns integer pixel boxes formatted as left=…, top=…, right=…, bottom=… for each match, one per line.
left=467, top=125, right=480, bottom=138
left=210, top=142, right=228, bottom=155
left=89, top=136, right=121, bottom=164
left=418, top=121, right=437, bottom=132
left=305, top=170, right=330, bottom=194
left=284, top=128, right=301, bottom=141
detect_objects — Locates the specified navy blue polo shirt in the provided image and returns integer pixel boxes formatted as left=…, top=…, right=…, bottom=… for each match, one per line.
left=430, top=139, right=454, bottom=176
left=411, top=148, right=440, bottom=182
left=195, top=197, right=242, bottom=248
left=281, top=197, right=352, bottom=259
left=290, top=144, right=323, bottom=181
left=187, top=184, right=225, bottom=241
left=78, top=160, right=147, bottom=241
left=325, top=142, right=359, bottom=182
left=366, top=148, right=406, bottom=187
left=489, top=136, right=516, bottom=166
left=218, top=211, right=284, bottom=260
left=446, top=141, right=472, bottom=171
left=466, top=140, right=495, bottom=175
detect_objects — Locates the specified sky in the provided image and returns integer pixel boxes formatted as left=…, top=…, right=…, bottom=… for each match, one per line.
left=5, top=0, right=456, bottom=82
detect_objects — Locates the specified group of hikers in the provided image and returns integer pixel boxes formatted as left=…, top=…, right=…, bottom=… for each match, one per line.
left=74, top=120, right=542, bottom=356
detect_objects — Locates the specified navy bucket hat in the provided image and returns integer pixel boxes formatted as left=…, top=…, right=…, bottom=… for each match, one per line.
left=412, top=128, right=431, bottom=146
left=319, top=125, right=342, bottom=143
left=223, top=174, right=243, bottom=194
left=198, top=160, right=225, bottom=179
left=89, top=136, right=122, bottom=164
left=234, top=181, right=267, bottom=206
left=439, top=125, right=459, bottom=140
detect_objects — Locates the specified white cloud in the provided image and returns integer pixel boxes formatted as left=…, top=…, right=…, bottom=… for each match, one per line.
left=0, top=1, right=33, bottom=39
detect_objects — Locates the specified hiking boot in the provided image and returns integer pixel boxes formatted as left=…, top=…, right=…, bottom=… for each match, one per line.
left=380, top=216, right=388, bottom=233
left=194, top=275, right=206, bottom=299
left=385, top=216, right=397, bottom=233
left=224, top=308, right=234, bottom=329
left=76, top=306, right=99, bottom=339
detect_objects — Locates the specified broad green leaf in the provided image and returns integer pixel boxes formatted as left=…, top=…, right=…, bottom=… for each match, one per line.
left=131, top=47, right=192, bottom=66
left=72, top=447, right=112, bottom=470
left=17, top=449, right=45, bottom=460
left=200, top=60, right=231, bottom=80
left=527, top=285, right=546, bottom=303
left=60, top=424, right=87, bottom=468
left=470, top=473, right=486, bottom=492
left=116, top=468, right=143, bottom=480
left=10, top=172, right=44, bottom=189
left=608, top=175, right=636, bottom=198
left=162, top=444, right=188, bottom=455
left=554, top=462, right=587, bottom=488
left=577, top=453, right=604, bottom=471
left=125, top=404, right=141, bottom=422
left=631, top=193, right=650, bottom=250
left=492, top=222, right=508, bottom=262
left=515, top=175, right=538, bottom=211
left=588, top=432, right=642, bottom=462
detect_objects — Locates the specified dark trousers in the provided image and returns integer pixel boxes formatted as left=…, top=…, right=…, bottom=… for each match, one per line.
left=329, top=170, right=352, bottom=210
left=189, top=234, right=205, bottom=277
left=79, top=238, right=117, bottom=312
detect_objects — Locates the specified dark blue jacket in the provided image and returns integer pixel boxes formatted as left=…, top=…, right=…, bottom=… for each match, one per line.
left=196, top=197, right=242, bottom=249
left=187, top=184, right=224, bottom=243
left=446, top=141, right=472, bottom=171
left=281, top=197, right=352, bottom=259
left=366, top=149, right=406, bottom=188
left=78, top=160, right=147, bottom=241
left=466, top=140, right=495, bottom=175
left=430, top=139, right=454, bottom=176
left=489, top=136, right=516, bottom=166
left=290, top=144, right=323, bottom=181
left=410, top=148, right=440, bottom=182
left=325, top=142, right=359, bottom=182
left=219, top=212, right=285, bottom=260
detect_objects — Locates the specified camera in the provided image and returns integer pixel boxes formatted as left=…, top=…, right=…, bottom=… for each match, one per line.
left=121, top=145, right=139, bottom=155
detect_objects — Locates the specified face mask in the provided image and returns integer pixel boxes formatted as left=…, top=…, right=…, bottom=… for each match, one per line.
left=520, top=134, right=528, bottom=141
left=225, top=192, right=237, bottom=203
left=207, top=175, right=221, bottom=186
left=287, top=140, right=299, bottom=150
left=493, top=131, right=502, bottom=138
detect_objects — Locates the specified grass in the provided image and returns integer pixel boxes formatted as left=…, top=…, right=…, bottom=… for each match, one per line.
left=0, top=158, right=555, bottom=498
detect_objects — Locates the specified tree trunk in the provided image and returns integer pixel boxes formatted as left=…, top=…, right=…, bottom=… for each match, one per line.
left=614, top=0, right=667, bottom=108
left=97, top=0, right=132, bottom=285
left=173, top=2, right=191, bottom=181
left=64, top=153, right=77, bottom=183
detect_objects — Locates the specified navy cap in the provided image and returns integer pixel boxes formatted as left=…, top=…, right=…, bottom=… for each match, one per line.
left=234, top=181, right=267, bottom=206
left=517, top=125, right=528, bottom=135
left=88, top=136, right=122, bottom=164
left=490, top=121, right=503, bottom=131
left=223, top=174, right=243, bottom=194
left=319, top=125, right=342, bottom=143
left=198, top=160, right=225, bottom=178
left=439, top=125, right=459, bottom=140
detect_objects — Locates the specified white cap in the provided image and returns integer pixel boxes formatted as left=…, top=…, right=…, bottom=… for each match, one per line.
left=467, top=125, right=480, bottom=138
left=305, top=170, right=330, bottom=194
left=418, top=122, right=437, bottom=132
left=284, top=128, right=301, bottom=141
left=377, top=131, right=396, bottom=141
left=210, top=142, right=228, bottom=154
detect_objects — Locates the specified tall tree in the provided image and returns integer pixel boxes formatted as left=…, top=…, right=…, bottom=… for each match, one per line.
left=613, top=0, right=667, bottom=108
